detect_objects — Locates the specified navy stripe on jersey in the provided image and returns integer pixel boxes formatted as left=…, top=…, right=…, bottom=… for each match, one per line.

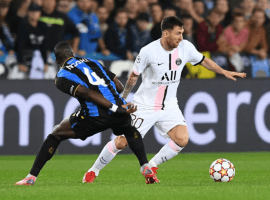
left=169, top=54, right=171, bottom=70
left=161, top=86, right=168, bottom=110
left=74, top=60, right=117, bottom=105
left=89, top=58, right=126, bottom=104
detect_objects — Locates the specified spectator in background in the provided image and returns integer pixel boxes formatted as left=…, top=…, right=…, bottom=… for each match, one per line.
left=245, top=9, right=268, bottom=59
left=214, top=0, right=230, bottom=27
left=193, top=0, right=206, bottom=18
left=124, top=0, right=139, bottom=25
left=177, top=0, right=204, bottom=24
left=16, top=3, right=48, bottom=73
left=150, top=3, right=163, bottom=25
left=57, top=0, right=74, bottom=14
left=197, top=9, right=223, bottom=52
left=131, top=12, right=152, bottom=56
left=138, top=0, right=150, bottom=14
left=182, top=15, right=197, bottom=47
left=151, top=7, right=177, bottom=41
left=40, top=0, right=79, bottom=53
left=104, top=9, right=133, bottom=60
left=91, top=0, right=99, bottom=13
left=68, top=0, right=109, bottom=55
left=6, top=0, right=31, bottom=35
left=218, top=12, right=249, bottom=58
left=103, top=0, right=116, bottom=25
left=0, top=1, right=14, bottom=56
left=256, top=0, right=270, bottom=22
left=240, top=0, right=256, bottom=20
left=98, top=7, right=109, bottom=37
left=33, top=0, right=43, bottom=7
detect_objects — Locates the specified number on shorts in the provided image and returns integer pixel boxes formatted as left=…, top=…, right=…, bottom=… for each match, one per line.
left=131, top=114, right=144, bottom=129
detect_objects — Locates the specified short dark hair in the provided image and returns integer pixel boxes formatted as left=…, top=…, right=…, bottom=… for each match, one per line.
left=115, top=8, right=127, bottom=17
left=232, top=12, right=245, bottom=20
left=54, top=41, right=73, bottom=63
left=182, top=14, right=193, bottom=20
left=161, top=16, right=183, bottom=31
left=252, top=8, right=265, bottom=16
left=150, top=2, right=162, bottom=9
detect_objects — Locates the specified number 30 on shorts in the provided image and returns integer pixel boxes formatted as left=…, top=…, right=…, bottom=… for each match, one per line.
left=131, top=114, right=144, bottom=129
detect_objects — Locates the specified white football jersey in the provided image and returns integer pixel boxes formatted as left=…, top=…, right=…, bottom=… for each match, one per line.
left=133, top=39, right=204, bottom=111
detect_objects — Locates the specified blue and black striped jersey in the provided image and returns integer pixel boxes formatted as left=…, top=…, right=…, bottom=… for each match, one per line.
left=55, top=57, right=126, bottom=117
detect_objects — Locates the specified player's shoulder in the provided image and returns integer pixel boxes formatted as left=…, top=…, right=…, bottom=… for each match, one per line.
left=140, top=39, right=160, bottom=55
left=178, top=39, right=196, bottom=50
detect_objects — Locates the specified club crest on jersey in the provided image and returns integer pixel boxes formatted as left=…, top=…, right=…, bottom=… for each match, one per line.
left=176, top=58, right=182, bottom=66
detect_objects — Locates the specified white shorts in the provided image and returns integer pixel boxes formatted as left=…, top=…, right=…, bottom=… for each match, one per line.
left=130, top=105, right=187, bottom=139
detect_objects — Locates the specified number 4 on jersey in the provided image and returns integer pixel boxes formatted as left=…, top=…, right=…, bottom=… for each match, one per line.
left=84, top=67, right=107, bottom=87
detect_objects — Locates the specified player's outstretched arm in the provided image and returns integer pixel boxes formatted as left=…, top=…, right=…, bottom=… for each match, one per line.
left=75, top=85, right=136, bottom=114
left=113, top=77, right=124, bottom=93
left=122, top=71, right=139, bottom=99
left=201, top=57, right=247, bottom=81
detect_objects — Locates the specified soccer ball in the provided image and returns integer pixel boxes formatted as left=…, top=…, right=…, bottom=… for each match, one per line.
left=209, top=158, right=235, bottom=182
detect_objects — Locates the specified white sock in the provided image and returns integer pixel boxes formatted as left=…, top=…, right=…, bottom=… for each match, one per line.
left=149, top=140, right=184, bottom=167
left=26, top=174, right=36, bottom=178
left=88, top=140, right=121, bottom=176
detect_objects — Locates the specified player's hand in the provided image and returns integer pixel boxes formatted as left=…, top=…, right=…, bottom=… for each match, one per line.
left=223, top=70, right=246, bottom=81
left=121, top=102, right=137, bottom=114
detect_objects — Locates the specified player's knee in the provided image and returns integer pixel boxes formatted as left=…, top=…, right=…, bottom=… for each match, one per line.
left=51, top=124, right=69, bottom=141
left=115, top=136, right=128, bottom=149
left=174, top=129, right=189, bottom=147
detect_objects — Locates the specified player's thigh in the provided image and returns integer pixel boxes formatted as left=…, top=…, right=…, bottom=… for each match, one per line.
left=130, top=110, right=159, bottom=138
left=154, top=107, right=188, bottom=139
left=52, top=117, right=77, bottom=140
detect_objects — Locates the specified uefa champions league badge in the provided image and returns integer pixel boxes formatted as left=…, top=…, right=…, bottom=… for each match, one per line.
left=136, top=55, right=141, bottom=63
left=176, top=58, right=182, bottom=66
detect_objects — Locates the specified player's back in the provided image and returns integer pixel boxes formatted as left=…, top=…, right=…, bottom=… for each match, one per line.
left=56, top=57, right=125, bottom=117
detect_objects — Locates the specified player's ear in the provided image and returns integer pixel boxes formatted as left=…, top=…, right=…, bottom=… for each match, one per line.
left=163, top=30, right=169, bottom=38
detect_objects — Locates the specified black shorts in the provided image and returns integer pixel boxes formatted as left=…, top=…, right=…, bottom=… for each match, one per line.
left=69, top=109, right=133, bottom=140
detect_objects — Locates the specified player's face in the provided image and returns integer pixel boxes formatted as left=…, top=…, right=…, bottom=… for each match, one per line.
left=166, top=26, right=184, bottom=48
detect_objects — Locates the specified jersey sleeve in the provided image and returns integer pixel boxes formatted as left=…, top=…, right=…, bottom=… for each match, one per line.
left=185, top=40, right=205, bottom=66
left=55, top=76, right=80, bottom=97
left=133, top=47, right=149, bottom=75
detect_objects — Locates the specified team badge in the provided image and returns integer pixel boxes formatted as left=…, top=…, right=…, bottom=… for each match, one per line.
left=176, top=58, right=182, bottom=66
left=136, top=55, right=141, bottom=63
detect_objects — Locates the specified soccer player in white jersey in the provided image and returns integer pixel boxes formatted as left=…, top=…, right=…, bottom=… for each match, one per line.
left=82, top=16, right=246, bottom=183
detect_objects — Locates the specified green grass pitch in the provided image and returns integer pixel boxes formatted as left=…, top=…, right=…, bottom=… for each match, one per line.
left=1, top=152, right=270, bottom=200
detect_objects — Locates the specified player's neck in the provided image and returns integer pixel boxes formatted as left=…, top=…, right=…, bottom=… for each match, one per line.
left=160, top=37, right=174, bottom=52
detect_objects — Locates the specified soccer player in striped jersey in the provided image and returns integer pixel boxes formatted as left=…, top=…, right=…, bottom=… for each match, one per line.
left=84, top=16, right=246, bottom=183
left=15, top=41, right=158, bottom=185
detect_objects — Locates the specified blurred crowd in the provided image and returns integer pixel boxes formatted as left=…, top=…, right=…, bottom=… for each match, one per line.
left=0, top=0, right=270, bottom=79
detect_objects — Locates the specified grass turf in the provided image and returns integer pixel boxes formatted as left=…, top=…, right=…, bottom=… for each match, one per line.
left=0, top=152, right=269, bottom=200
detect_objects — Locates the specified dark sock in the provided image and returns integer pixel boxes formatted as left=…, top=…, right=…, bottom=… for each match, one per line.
left=30, top=134, right=61, bottom=177
left=124, top=129, right=148, bottom=166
